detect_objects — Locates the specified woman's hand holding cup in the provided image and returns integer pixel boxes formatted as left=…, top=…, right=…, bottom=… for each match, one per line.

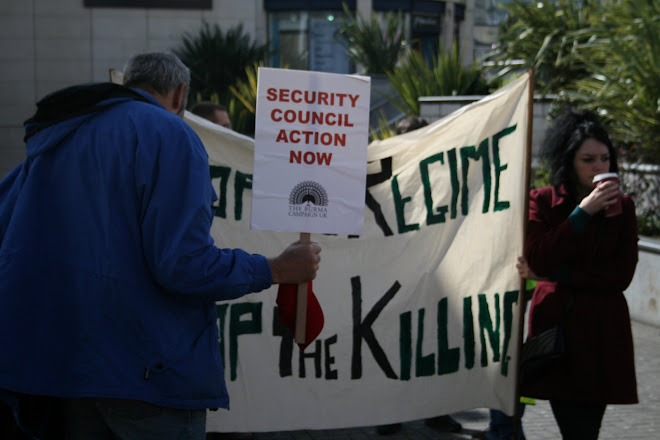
left=580, top=173, right=622, bottom=216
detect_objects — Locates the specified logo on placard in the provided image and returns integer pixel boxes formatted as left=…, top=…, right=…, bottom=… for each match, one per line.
left=288, top=181, right=329, bottom=219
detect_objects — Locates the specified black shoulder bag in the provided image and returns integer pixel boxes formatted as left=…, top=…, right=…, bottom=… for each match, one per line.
left=520, top=215, right=604, bottom=386
left=519, top=294, right=573, bottom=386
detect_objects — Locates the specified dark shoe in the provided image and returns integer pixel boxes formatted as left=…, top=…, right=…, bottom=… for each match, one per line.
left=471, top=429, right=525, bottom=440
left=206, top=434, right=254, bottom=440
left=376, top=423, right=402, bottom=435
left=425, top=415, right=462, bottom=432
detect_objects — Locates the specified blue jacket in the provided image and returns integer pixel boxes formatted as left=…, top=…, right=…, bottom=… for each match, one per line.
left=0, top=83, right=272, bottom=410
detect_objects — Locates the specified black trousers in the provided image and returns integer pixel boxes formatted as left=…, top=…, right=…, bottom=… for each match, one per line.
left=0, top=401, right=29, bottom=440
left=0, top=392, right=62, bottom=440
left=550, top=400, right=606, bottom=440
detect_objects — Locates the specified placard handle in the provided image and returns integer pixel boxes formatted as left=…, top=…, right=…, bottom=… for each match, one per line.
left=295, top=232, right=310, bottom=345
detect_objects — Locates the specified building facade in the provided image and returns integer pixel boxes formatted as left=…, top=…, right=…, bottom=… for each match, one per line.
left=0, top=0, right=507, bottom=178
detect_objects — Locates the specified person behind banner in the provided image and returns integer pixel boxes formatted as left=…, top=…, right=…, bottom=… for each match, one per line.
left=0, top=52, right=321, bottom=440
left=521, top=108, right=638, bottom=440
left=191, top=101, right=233, bottom=129
left=395, top=115, right=428, bottom=135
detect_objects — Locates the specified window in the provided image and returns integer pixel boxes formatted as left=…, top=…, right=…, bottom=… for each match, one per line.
left=84, top=0, right=211, bottom=8
left=268, top=10, right=351, bottom=74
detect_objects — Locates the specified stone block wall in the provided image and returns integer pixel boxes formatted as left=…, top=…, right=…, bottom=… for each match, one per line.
left=0, top=0, right=263, bottom=178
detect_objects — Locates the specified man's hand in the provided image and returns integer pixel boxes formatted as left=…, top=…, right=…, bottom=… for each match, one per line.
left=268, top=241, right=321, bottom=284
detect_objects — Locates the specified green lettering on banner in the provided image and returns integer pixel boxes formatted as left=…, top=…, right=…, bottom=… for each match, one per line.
left=463, top=296, right=475, bottom=369
left=273, top=306, right=340, bottom=379
left=299, top=340, right=323, bottom=378
left=415, top=308, right=435, bottom=377
left=234, top=171, right=252, bottom=221
left=420, top=152, right=448, bottom=225
left=391, top=176, right=419, bottom=234
left=399, top=311, right=412, bottom=380
left=501, top=290, right=520, bottom=376
left=447, top=148, right=460, bottom=219
left=478, top=293, right=501, bottom=367
left=492, top=125, right=516, bottom=212
left=436, top=297, right=460, bottom=375
left=460, top=139, right=492, bottom=215
left=351, top=276, right=400, bottom=380
left=272, top=306, right=295, bottom=377
left=210, top=165, right=230, bottom=218
left=209, top=165, right=252, bottom=220
left=324, top=335, right=339, bottom=380
left=365, top=157, right=395, bottom=236
left=219, top=290, right=517, bottom=382
left=398, top=293, right=516, bottom=379
left=229, top=302, right=262, bottom=381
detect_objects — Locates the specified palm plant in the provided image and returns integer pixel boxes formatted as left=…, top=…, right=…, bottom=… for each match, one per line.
left=174, top=21, right=267, bottom=107
left=487, top=0, right=659, bottom=163
left=369, top=110, right=398, bottom=141
left=227, top=62, right=263, bottom=136
left=333, top=3, right=408, bottom=74
left=562, top=0, right=660, bottom=236
left=560, top=0, right=660, bottom=164
left=488, top=0, right=660, bottom=234
left=387, top=41, right=490, bottom=115
left=484, top=0, right=598, bottom=94
left=229, top=62, right=261, bottom=115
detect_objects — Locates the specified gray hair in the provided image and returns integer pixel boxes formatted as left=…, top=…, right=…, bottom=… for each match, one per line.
left=123, top=52, right=190, bottom=96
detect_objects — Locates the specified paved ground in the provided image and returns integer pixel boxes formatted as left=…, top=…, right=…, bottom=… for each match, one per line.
left=210, top=320, right=660, bottom=439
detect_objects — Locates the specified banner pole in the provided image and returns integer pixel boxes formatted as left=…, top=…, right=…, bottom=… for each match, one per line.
left=295, top=232, right=310, bottom=345
left=513, top=70, right=535, bottom=440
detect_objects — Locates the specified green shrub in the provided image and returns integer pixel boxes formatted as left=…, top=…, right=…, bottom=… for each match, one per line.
left=387, top=41, right=489, bottom=115
left=334, top=3, right=408, bottom=74
left=174, top=21, right=267, bottom=111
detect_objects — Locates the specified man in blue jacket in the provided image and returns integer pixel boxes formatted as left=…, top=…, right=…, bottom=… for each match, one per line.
left=0, top=52, right=321, bottom=440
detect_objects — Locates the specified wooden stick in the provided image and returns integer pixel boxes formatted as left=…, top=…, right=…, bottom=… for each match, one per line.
left=513, top=69, right=535, bottom=440
left=295, top=232, right=311, bottom=345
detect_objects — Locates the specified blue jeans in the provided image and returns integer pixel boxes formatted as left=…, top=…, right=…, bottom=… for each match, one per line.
left=65, top=398, right=206, bottom=440
left=487, top=406, right=526, bottom=440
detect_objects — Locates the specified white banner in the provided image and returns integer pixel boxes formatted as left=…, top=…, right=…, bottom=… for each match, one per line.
left=251, top=68, right=371, bottom=235
left=184, top=72, right=531, bottom=432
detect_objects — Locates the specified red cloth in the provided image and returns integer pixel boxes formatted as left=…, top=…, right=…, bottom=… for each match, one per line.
left=276, top=282, right=324, bottom=350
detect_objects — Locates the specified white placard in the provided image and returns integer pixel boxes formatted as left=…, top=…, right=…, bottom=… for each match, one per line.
left=251, top=68, right=371, bottom=235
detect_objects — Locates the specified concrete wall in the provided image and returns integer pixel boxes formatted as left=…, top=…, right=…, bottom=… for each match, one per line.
left=626, top=239, right=660, bottom=328
left=0, top=0, right=264, bottom=178
left=0, top=0, right=474, bottom=179
left=419, top=94, right=556, bottom=165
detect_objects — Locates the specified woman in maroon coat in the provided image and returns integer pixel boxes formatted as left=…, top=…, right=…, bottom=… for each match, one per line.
left=520, top=109, right=638, bottom=439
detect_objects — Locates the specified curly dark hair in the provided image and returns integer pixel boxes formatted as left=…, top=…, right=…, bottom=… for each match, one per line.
left=542, top=108, right=618, bottom=202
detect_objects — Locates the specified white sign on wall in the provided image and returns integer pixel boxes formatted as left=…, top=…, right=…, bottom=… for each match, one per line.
left=251, top=68, right=371, bottom=235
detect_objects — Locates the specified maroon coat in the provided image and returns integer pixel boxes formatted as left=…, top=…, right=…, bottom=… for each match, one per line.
left=521, top=186, right=638, bottom=404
